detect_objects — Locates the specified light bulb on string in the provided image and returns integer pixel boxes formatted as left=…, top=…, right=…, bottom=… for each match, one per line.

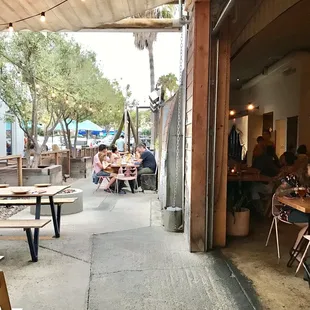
left=40, top=12, right=46, bottom=22
left=51, top=92, right=56, bottom=98
left=8, top=23, right=13, bottom=32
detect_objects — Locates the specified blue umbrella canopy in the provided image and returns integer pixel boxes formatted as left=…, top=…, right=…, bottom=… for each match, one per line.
left=54, top=120, right=77, bottom=131
left=78, top=120, right=102, bottom=131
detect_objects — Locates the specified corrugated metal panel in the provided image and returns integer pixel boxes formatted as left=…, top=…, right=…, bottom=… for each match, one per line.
left=0, top=0, right=172, bottom=31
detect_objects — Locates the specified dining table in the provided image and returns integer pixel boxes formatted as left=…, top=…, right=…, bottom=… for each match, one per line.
left=277, top=196, right=310, bottom=278
left=227, top=173, right=272, bottom=183
left=0, top=185, right=69, bottom=260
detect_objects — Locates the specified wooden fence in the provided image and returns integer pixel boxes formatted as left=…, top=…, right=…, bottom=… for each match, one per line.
left=0, top=155, right=23, bottom=185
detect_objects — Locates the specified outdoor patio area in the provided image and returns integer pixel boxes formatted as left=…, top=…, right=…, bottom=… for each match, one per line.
left=0, top=177, right=260, bottom=310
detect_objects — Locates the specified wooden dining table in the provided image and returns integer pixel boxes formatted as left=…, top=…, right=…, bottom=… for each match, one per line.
left=227, top=173, right=272, bottom=183
left=0, top=185, right=69, bottom=261
left=277, top=196, right=310, bottom=275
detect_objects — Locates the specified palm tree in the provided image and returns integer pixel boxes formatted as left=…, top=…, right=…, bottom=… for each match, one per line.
left=133, top=5, right=176, bottom=92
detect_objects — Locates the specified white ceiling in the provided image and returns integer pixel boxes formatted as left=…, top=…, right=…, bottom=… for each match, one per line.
left=0, top=0, right=172, bottom=32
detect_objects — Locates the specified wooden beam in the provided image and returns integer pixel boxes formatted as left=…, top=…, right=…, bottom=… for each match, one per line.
left=213, top=19, right=231, bottom=247
left=189, top=0, right=210, bottom=252
left=85, top=18, right=181, bottom=30
left=17, top=156, right=23, bottom=186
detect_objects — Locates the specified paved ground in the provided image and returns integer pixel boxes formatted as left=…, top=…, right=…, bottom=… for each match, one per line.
left=0, top=178, right=259, bottom=310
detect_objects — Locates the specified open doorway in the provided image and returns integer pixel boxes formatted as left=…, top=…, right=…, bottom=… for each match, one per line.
left=287, top=116, right=298, bottom=153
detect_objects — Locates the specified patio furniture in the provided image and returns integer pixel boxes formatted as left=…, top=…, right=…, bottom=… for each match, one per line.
left=295, top=235, right=310, bottom=276
left=0, top=197, right=77, bottom=235
left=265, top=194, right=292, bottom=262
left=115, top=166, right=138, bottom=194
left=0, top=271, right=22, bottom=310
left=95, top=176, right=111, bottom=191
left=0, top=219, right=50, bottom=262
left=141, top=166, right=158, bottom=193
left=0, top=186, right=69, bottom=262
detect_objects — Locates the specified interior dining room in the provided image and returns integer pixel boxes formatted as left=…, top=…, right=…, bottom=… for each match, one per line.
left=221, top=0, right=310, bottom=308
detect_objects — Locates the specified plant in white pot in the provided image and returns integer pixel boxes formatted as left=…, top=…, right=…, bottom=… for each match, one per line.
left=227, top=194, right=250, bottom=237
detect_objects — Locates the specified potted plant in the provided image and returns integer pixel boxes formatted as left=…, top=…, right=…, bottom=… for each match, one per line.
left=227, top=194, right=250, bottom=237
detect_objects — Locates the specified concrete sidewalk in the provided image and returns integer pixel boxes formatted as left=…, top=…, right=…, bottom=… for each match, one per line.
left=0, top=178, right=259, bottom=310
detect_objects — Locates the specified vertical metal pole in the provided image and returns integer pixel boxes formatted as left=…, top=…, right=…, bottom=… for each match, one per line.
left=124, top=104, right=127, bottom=151
left=136, top=106, right=139, bottom=146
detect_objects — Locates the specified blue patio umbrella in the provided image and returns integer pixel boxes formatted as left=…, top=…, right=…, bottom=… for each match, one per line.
left=78, top=120, right=102, bottom=131
left=54, top=120, right=77, bottom=131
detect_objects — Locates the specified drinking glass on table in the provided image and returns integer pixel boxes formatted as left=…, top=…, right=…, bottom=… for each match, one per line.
left=297, top=187, right=307, bottom=201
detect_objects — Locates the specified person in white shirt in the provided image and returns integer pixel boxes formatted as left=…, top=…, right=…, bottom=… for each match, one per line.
left=116, top=135, right=125, bottom=152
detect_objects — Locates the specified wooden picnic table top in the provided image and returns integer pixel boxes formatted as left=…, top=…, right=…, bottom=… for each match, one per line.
left=277, top=196, right=310, bottom=214
left=0, top=185, right=69, bottom=198
left=227, top=173, right=272, bottom=183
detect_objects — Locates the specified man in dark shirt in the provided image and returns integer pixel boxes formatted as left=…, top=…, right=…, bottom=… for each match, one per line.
left=136, top=143, right=156, bottom=172
left=136, top=144, right=156, bottom=186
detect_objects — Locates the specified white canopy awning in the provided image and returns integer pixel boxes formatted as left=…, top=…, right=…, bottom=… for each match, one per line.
left=0, top=0, right=173, bottom=32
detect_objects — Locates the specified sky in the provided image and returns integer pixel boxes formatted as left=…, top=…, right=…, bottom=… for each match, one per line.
left=70, top=32, right=181, bottom=106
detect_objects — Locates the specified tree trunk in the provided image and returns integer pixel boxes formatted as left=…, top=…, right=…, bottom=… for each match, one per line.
left=73, top=115, right=79, bottom=158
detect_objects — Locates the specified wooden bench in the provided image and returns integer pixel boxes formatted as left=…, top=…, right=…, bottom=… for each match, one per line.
left=0, top=219, right=50, bottom=262
left=0, top=271, right=23, bottom=310
left=0, top=198, right=77, bottom=235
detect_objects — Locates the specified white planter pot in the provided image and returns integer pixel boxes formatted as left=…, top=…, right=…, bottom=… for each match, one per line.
left=30, top=188, right=83, bottom=216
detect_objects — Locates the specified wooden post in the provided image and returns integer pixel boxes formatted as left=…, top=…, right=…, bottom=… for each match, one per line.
left=0, top=271, right=12, bottom=310
left=213, top=20, right=231, bottom=247
left=67, top=150, right=71, bottom=175
left=17, top=155, right=23, bottom=186
left=188, top=0, right=210, bottom=252
left=54, top=152, right=59, bottom=165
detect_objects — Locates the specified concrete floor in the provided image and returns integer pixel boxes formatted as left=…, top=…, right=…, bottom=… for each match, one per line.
left=223, top=219, right=310, bottom=310
left=0, top=179, right=259, bottom=310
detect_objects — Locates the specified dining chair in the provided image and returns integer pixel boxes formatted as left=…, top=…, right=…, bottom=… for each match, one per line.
left=115, top=166, right=138, bottom=194
left=95, top=176, right=110, bottom=192
left=141, top=166, right=158, bottom=193
left=265, top=193, right=292, bottom=262
left=295, top=235, right=310, bottom=275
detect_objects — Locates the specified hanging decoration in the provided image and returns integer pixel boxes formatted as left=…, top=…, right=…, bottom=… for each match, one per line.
left=229, top=104, right=259, bottom=120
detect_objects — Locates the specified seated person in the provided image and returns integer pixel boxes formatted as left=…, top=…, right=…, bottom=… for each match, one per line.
left=110, top=145, right=120, bottom=163
left=251, top=146, right=280, bottom=215
left=136, top=143, right=156, bottom=186
left=295, top=144, right=308, bottom=172
left=277, top=151, right=296, bottom=180
left=98, top=153, right=116, bottom=192
left=252, top=136, right=265, bottom=166
left=276, top=168, right=310, bottom=257
left=252, top=145, right=280, bottom=177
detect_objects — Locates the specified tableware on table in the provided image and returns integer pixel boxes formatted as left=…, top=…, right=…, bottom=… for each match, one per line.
left=10, top=187, right=30, bottom=194
left=0, top=184, right=9, bottom=188
left=34, top=183, right=51, bottom=188
left=297, top=187, right=307, bottom=201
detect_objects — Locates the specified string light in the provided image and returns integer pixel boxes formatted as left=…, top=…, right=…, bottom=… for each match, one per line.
left=40, top=12, right=46, bottom=23
left=51, top=92, right=56, bottom=98
left=1, top=0, right=68, bottom=28
left=229, top=110, right=235, bottom=116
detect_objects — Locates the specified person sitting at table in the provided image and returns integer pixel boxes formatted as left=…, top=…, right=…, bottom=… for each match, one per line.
left=110, top=145, right=120, bottom=163
left=92, top=144, right=110, bottom=185
left=251, top=146, right=280, bottom=215
left=252, top=136, right=265, bottom=165
left=99, top=153, right=116, bottom=192
left=276, top=151, right=296, bottom=180
left=295, top=144, right=308, bottom=172
left=276, top=168, right=310, bottom=257
left=136, top=143, right=156, bottom=186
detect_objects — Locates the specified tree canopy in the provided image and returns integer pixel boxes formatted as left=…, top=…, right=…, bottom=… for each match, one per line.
left=157, top=73, right=178, bottom=100
left=0, top=32, right=125, bottom=166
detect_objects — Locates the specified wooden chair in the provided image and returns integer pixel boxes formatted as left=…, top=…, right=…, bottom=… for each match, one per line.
left=0, top=271, right=22, bottom=310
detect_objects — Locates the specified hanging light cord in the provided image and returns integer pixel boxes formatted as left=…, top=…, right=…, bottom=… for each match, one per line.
left=0, top=0, right=68, bottom=26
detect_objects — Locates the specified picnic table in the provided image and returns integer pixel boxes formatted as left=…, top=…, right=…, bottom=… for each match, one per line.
left=278, top=196, right=310, bottom=278
left=0, top=185, right=69, bottom=261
